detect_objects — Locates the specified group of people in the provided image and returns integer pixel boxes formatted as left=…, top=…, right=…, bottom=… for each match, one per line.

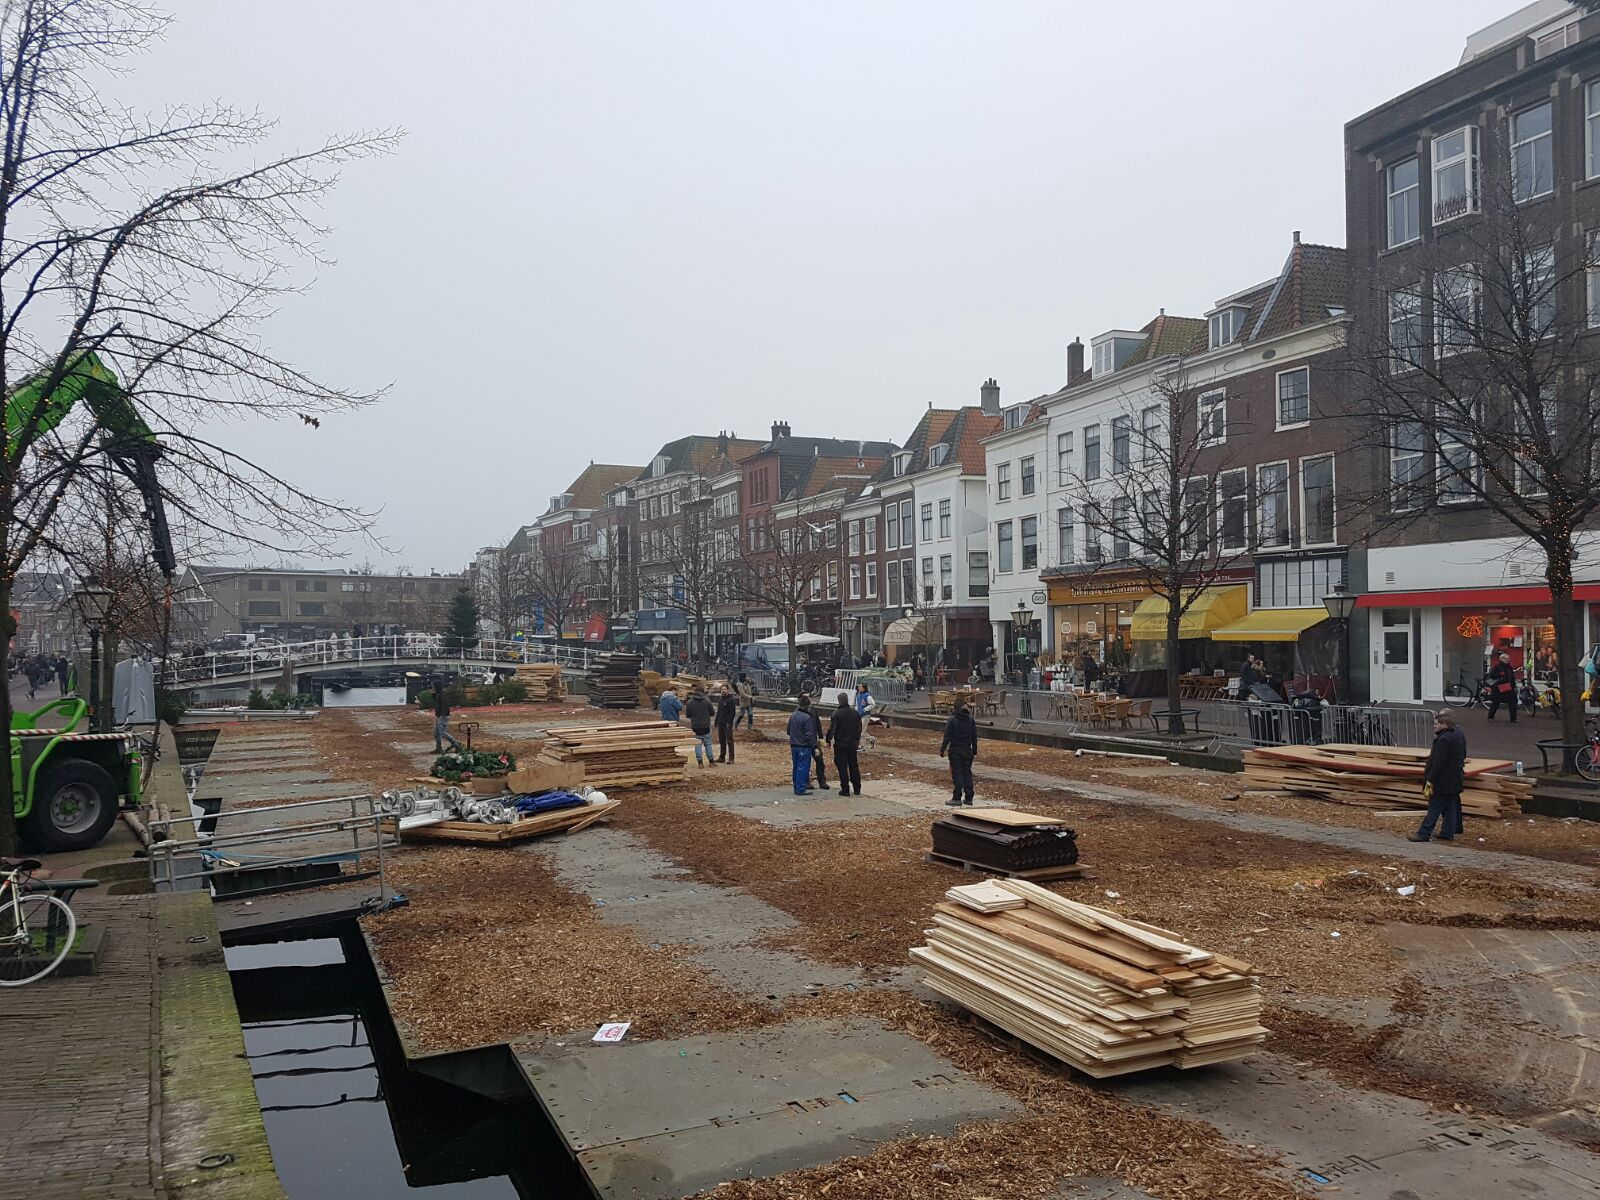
left=10, top=654, right=69, bottom=701
left=783, top=691, right=868, bottom=796
left=659, top=675, right=757, bottom=766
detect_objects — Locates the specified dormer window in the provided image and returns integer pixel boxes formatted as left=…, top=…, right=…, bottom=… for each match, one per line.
left=928, top=442, right=951, bottom=466
left=1002, top=406, right=1026, bottom=431
left=1093, top=340, right=1115, bottom=377
left=1207, top=305, right=1249, bottom=350
left=892, top=452, right=911, bottom=477
left=651, top=455, right=670, bottom=477
left=1090, top=330, right=1146, bottom=378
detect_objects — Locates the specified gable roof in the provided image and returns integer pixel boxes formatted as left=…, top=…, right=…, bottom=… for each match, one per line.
left=1121, top=313, right=1208, bottom=368
left=1209, top=240, right=1347, bottom=349
left=784, top=455, right=881, bottom=502
left=637, top=433, right=767, bottom=483
left=562, top=463, right=643, bottom=510
left=944, top=408, right=1004, bottom=473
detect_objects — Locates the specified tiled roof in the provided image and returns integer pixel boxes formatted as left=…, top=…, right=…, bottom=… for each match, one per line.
left=563, top=463, right=643, bottom=510
left=945, top=408, right=1004, bottom=474
left=640, top=434, right=766, bottom=482
left=1251, top=242, right=1347, bottom=341
left=786, top=455, right=880, bottom=501
left=1121, top=314, right=1207, bottom=367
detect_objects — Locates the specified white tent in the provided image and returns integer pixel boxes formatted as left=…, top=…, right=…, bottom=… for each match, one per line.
left=753, top=630, right=840, bottom=646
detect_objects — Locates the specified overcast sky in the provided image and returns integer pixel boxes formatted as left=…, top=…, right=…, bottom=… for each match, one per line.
left=119, top=0, right=1516, bottom=572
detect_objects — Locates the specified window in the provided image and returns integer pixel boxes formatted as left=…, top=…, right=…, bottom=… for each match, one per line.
left=341, top=581, right=355, bottom=593
left=1181, top=479, right=1210, bottom=556
left=940, top=555, right=953, bottom=601
left=1021, top=516, right=1038, bottom=570
left=996, top=520, right=1014, bottom=572
left=864, top=516, right=877, bottom=553
left=1589, top=81, right=1600, bottom=180
left=1218, top=470, right=1249, bottom=550
left=887, top=559, right=901, bottom=606
left=314, top=579, right=327, bottom=592
left=1259, top=556, right=1344, bottom=608
left=921, top=557, right=934, bottom=602
left=1438, top=413, right=1478, bottom=504
left=1198, top=390, right=1226, bottom=444
left=827, top=562, right=839, bottom=601
left=1524, top=245, right=1555, bottom=336
left=885, top=505, right=899, bottom=551
left=938, top=498, right=951, bottom=538
left=900, top=500, right=913, bottom=547
left=1388, top=288, right=1424, bottom=373
left=248, top=578, right=262, bottom=592
left=1511, top=102, right=1553, bottom=203
left=1110, top=498, right=1132, bottom=559
left=929, top=442, right=950, bottom=466
left=1082, top=509, right=1102, bottom=562
left=246, top=601, right=281, bottom=617
left=1020, top=456, right=1035, bottom=496
left=267, top=578, right=281, bottom=591
left=1276, top=368, right=1310, bottom=428
left=1110, top=416, right=1131, bottom=474
left=1208, top=307, right=1245, bottom=349
left=810, top=570, right=823, bottom=601
left=1056, top=432, right=1073, bottom=484
left=866, top=561, right=878, bottom=598
left=1431, top=126, right=1478, bottom=224
left=996, top=462, right=1011, bottom=501
left=1435, top=267, right=1480, bottom=357
left=1300, top=455, right=1336, bottom=545
left=294, top=579, right=309, bottom=592
left=847, top=520, right=860, bottom=556
left=1386, top=156, right=1420, bottom=247
left=968, top=551, right=988, bottom=598
left=1094, top=340, right=1114, bottom=377
left=1140, top=405, right=1162, bottom=462
left=298, top=602, right=325, bottom=617
left=902, top=560, right=915, bottom=605
left=1390, top=422, right=1426, bottom=510
left=1516, top=389, right=1557, bottom=495
left=639, top=500, right=649, bottom=519
left=1056, top=507, right=1074, bottom=565
left=849, top=563, right=861, bottom=599
left=1257, top=462, right=1289, bottom=547
left=1083, top=425, right=1101, bottom=480
left=920, top=503, right=933, bottom=541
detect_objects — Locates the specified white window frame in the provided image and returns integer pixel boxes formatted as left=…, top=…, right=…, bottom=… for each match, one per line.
left=967, top=551, right=988, bottom=599
left=1386, top=156, right=1420, bottom=248
left=920, top=502, right=933, bottom=542
left=1082, top=508, right=1103, bottom=563
left=1217, top=469, right=1249, bottom=551
left=1094, top=340, right=1114, bottom=377
left=1389, top=422, right=1426, bottom=512
left=1056, top=431, right=1073, bottom=485
left=1510, top=101, right=1554, bottom=204
left=1435, top=266, right=1481, bottom=359
left=920, top=556, right=934, bottom=603
left=1056, top=506, right=1074, bottom=566
left=1588, top=80, right=1600, bottom=181
left=847, top=520, right=860, bottom=556
left=1256, top=461, right=1290, bottom=548
left=939, top=554, right=953, bottom=601
left=1299, top=454, right=1337, bottom=547
left=1388, top=288, right=1424, bottom=374
left=1140, top=405, right=1162, bottom=463
left=1275, top=367, right=1310, bottom=430
left=996, top=462, right=1011, bottom=501
left=1110, top=416, right=1132, bottom=474
left=1198, top=389, right=1226, bottom=445
left=885, top=506, right=898, bottom=551
left=1083, top=424, right=1101, bottom=481
left=996, top=520, right=1013, bottom=573
left=938, top=498, right=951, bottom=538
left=1437, top=410, right=1478, bottom=505
left=865, top=560, right=878, bottom=598
left=1020, top=455, right=1036, bottom=496
left=1524, top=244, right=1556, bottom=337
left=886, top=559, right=900, bottom=606
left=864, top=516, right=877, bottom=553
left=848, top=563, right=861, bottom=599
left=1516, top=388, right=1557, bottom=497
left=1110, top=498, right=1132, bottom=559
left=1020, top=515, right=1038, bottom=570
left=1431, top=125, right=1479, bottom=225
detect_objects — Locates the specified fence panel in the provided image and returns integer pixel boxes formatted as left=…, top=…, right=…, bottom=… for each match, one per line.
left=1210, top=700, right=1433, bottom=749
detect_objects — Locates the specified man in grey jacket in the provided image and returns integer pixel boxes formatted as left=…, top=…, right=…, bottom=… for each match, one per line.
left=785, top=697, right=819, bottom=796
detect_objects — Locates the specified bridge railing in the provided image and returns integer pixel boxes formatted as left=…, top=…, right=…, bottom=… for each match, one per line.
left=161, top=636, right=598, bottom=686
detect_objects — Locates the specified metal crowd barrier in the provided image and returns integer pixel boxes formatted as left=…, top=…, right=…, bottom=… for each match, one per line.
left=1209, top=700, right=1433, bottom=750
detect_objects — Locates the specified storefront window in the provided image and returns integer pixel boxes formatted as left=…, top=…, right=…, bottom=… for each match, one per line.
left=1442, top=606, right=1558, bottom=691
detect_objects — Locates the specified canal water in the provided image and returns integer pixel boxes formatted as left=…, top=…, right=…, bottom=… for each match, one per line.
left=227, top=926, right=585, bottom=1198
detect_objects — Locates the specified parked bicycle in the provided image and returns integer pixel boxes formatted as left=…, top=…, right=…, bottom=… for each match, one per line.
left=1575, top=718, right=1600, bottom=781
left=1443, top=668, right=1491, bottom=710
left=0, top=858, right=77, bottom=986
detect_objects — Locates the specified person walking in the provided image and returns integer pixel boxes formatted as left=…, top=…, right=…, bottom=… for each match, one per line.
left=1079, top=651, right=1101, bottom=691
left=1486, top=652, right=1518, bottom=722
left=736, top=673, right=756, bottom=729
left=431, top=679, right=462, bottom=753
left=683, top=684, right=715, bottom=768
left=1236, top=654, right=1259, bottom=701
left=659, top=686, right=684, bottom=724
left=786, top=696, right=819, bottom=796
left=54, top=655, right=70, bottom=696
left=939, top=696, right=979, bottom=807
left=715, top=686, right=738, bottom=763
left=827, top=692, right=864, bottom=796
left=1409, top=710, right=1467, bottom=842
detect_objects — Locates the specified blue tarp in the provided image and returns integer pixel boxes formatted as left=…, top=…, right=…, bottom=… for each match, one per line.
left=512, top=790, right=586, bottom=815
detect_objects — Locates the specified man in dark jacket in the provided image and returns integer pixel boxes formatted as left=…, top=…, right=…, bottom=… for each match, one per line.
left=683, top=685, right=716, bottom=768
left=431, top=677, right=462, bottom=753
left=785, top=697, right=819, bottom=795
left=1080, top=651, right=1101, bottom=689
left=714, top=687, right=738, bottom=763
left=826, top=693, right=864, bottom=797
left=939, top=697, right=979, bottom=806
left=1486, top=652, right=1518, bottom=722
left=55, top=656, right=70, bottom=696
left=1409, top=710, right=1466, bottom=842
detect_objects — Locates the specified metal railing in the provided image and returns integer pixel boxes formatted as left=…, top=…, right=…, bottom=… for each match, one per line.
left=1210, top=699, right=1434, bottom=750
left=834, top=670, right=911, bottom=704
left=161, top=636, right=599, bottom=686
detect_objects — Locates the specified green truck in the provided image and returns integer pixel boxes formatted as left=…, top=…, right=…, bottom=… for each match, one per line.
left=10, top=698, right=143, bottom=851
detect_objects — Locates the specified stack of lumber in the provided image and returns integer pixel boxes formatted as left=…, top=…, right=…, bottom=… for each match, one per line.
left=929, top=808, right=1081, bottom=880
left=536, top=720, right=693, bottom=788
left=1241, top=743, right=1529, bottom=818
left=388, top=798, right=620, bottom=845
left=514, top=662, right=567, bottom=701
left=587, top=653, right=643, bottom=709
left=911, top=880, right=1265, bottom=1078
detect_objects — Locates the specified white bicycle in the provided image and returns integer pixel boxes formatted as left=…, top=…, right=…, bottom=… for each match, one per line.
left=0, top=857, right=77, bottom=986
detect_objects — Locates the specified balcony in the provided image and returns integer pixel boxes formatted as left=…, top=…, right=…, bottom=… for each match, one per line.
left=1432, top=190, right=1477, bottom=226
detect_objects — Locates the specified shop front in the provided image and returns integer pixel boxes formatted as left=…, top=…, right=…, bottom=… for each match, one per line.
left=1124, top=585, right=1250, bottom=696
left=1045, top=575, right=1155, bottom=673
left=1210, top=607, right=1338, bottom=697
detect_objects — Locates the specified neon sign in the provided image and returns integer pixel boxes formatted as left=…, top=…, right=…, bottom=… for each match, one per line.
left=1456, top=615, right=1485, bottom=638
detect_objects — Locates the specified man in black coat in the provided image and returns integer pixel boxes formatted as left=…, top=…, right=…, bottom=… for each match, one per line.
left=939, top=697, right=979, bottom=806
left=714, top=687, right=738, bottom=763
left=826, top=693, right=864, bottom=797
left=1409, top=710, right=1467, bottom=842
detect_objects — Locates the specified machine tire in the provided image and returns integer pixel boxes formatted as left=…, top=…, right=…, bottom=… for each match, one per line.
left=20, top=759, right=119, bottom=853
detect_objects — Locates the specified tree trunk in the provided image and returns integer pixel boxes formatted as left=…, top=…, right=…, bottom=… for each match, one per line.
left=0, top=577, right=17, bottom=856
left=1549, top=580, right=1586, bottom=773
left=1165, top=598, right=1184, bottom=736
left=787, top=626, right=798, bottom=697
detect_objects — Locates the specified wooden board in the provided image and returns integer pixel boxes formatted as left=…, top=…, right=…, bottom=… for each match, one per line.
left=924, top=852, right=1088, bottom=883
left=391, top=800, right=620, bottom=844
left=956, top=808, right=1071, bottom=828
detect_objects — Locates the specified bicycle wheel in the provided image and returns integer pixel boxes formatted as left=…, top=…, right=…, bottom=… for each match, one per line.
left=1443, top=683, right=1473, bottom=708
left=1576, top=745, right=1600, bottom=782
left=0, top=894, right=77, bottom=986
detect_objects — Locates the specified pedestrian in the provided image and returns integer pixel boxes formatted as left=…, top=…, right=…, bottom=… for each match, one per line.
left=659, top=686, right=684, bottom=724
left=736, top=673, right=756, bottom=729
left=1486, top=652, right=1518, bottom=722
left=431, top=679, right=462, bottom=753
left=809, top=698, right=830, bottom=790
left=683, top=684, right=715, bottom=768
left=24, top=659, right=41, bottom=700
left=1409, top=710, right=1466, bottom=843
left=1079, top=651, right=1101, bottom=691
left=1236, top=654, right=1259, bottom=701
left=786, top=696, right=819, bottom=796
left=827, top=692, right=864, bottom=796
left=939, top=696, right=979, bottom=807
left=715, top=686, right=738, bottom=763
left=55, top=655, right=69, bottom=696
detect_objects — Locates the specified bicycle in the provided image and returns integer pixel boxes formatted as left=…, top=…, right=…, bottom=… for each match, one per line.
left=1443, top=668, right=1490, bottom=709
left=0, top=857, right=77, bottom=986
left=1575, top=719, right=1600, bottom=782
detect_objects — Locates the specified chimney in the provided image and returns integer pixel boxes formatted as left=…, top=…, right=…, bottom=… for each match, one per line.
left=1066, top=337, right=1085, bottom=385
left=979, top=377, right=1000, bottom=414
left=771, top=421, right=790, bottom=441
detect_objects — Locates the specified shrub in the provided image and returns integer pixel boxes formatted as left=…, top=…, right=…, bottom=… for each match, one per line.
left=155, top=688, right=189, bottom=726
left=430, top=747, right=517, bottom=781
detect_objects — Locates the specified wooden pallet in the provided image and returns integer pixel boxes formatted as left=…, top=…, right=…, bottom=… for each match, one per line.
left=923, top=852, right=1090, bottom=882
left=387, top=800, right=619, bottom=844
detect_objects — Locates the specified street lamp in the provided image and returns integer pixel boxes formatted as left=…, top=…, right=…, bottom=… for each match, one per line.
left=840, top=613, right=859, bottom=661
left=1323, top=583, right=1359, bottom=705
left=71, top=581, right=114, bottom=732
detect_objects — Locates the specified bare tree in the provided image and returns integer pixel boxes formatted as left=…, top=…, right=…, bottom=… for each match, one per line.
left=1056, top=365, right=1254, bottom=734
left=652, top=498, right=729, bottom=664
left=728, top=502, right=843, bottom=685
left=0, top=2, right=396, bottom=851
left=523, top=539, right=589, bottom=640
left=1345, top=164, right=1600, bottom=767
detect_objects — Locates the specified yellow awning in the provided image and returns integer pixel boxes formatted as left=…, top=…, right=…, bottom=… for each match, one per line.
left=1129, top=586, right=1249, bottom=641
left=1210, top=607, right=1329, bottom=642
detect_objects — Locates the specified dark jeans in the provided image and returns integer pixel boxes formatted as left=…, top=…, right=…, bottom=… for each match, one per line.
left=739, top=703, right=754, bottom=729
left=1486, top=689, right=1518, bottom=721
left=813, top=749, right=828, bottom=787
left=1416, top=790, right=1462, bottom=840
left=833, top=746, right=861, bottom=793
left=948, top=752, right=975, bottom=803
left=716, top=726, right=735, bottom=762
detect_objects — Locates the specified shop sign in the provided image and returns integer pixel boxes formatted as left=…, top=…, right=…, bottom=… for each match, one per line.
left=1456, top=614, right=1485, bottom=638
left=1085, top=620, right=1099, bottom=636
left=1052, top=579, right=1150, bottom=599
left=1031, top=589, right=1047, bottom=605
left=1015, top=637, right=1027, bottom=653
left=1059, top=620, right=1073, bottom=636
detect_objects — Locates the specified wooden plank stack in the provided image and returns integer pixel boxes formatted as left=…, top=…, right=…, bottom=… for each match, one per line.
left=514, top=662, right=567, bottom=702
left=911, top=880, right=1265, bottom=1078
left=587, top=653, right=643, bottom=709
left=535, top=720, right=693, bottom=789
left=929, top=809, right=1080, bottom=878
left=387, top=799, right=620, bottom=844
left=1240, top=743, right=1530, bottom=818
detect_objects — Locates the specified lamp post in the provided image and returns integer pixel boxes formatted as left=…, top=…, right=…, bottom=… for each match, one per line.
left=840, top=613, right=859, bottom=662
left=71, top=581, right=114, bottom=732
left=1322, top=583, right=1359, bottom=705
left=1011, top=603, right=1034, bottom=718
